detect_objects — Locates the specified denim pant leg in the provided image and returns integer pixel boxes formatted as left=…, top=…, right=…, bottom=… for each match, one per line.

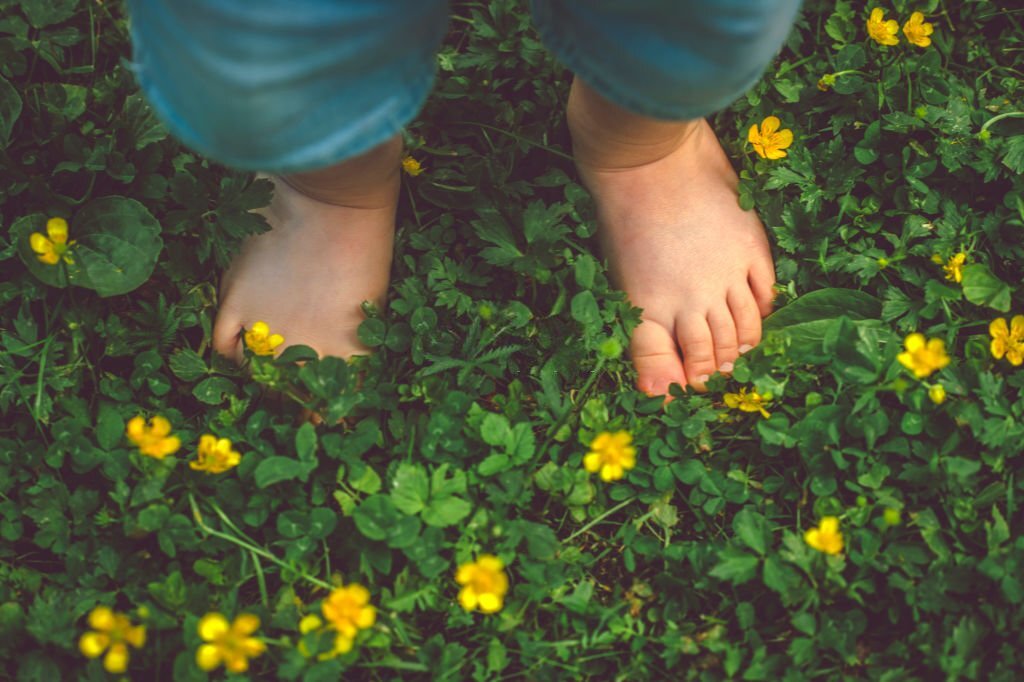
left=125, top=0, right=449, bottom=173
left=531, top=0, right=803, bottom=120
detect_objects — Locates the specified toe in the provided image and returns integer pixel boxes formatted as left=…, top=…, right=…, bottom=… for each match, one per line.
left=749, top=259, right=777, bottom=318
left=708, top=307, right=739, bottom=375
left=213, top=311, right=244, bottom=365
left=630, top=318, right=687, bottom=399
left=728, top=286, right=763, bottom=355
left=676, top=314, right=717, bottom=392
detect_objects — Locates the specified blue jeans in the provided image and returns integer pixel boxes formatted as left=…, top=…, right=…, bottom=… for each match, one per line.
left=126, top=0, right=802, bottom=173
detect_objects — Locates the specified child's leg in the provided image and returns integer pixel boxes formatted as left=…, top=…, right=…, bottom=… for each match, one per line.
left=124, top=0, right=447, bottom=360
left=533, top=0, right=802, bottom=395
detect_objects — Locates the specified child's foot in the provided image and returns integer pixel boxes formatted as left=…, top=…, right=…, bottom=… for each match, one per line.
left=569, top=83, right=775, bottom=395
left=212, top=147, right=400, bottom=363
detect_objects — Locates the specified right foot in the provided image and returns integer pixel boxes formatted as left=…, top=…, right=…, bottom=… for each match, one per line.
left=212, top=159, right=398, bottom=363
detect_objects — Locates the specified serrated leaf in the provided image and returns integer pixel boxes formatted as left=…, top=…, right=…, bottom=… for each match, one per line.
left=961, top=263, right=1012, bottom=312
left=0, top=75, right=23, bottom=147
left=192, top=377, right=236, bottom=405
left=421, top=496, right=472, bottom=528
left=390, top=463, right=429, bottom=515
left=733, top=508, right=769, bottom=556
left=168, top=349, right=208, bottom=381
left=253, top=457, right=307, bottom=488
left=709, top=549, right=759, bottom=585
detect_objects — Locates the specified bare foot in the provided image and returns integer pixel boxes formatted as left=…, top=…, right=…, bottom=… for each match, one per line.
left=570, top=87, right=775, bottom=395
left=212, top=168, right=397, bottom=363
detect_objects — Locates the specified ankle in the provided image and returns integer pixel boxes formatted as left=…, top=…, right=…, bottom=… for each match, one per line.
left=567, top=77, right=700, bottom=170
left=281, top=135, right=403, bottom=209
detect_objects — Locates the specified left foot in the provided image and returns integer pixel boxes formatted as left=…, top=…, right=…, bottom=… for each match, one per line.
left=568, top=80, right=776, bottom=395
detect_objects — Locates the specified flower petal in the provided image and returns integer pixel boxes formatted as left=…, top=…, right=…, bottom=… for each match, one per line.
left=196, top=643, right=222, bottom=671
left=88, top=606, right=115, bottom=631
left=233, top=613, right=261, bottom=636
left=761, top=116, right=781, bottom=135
left=198, top=613, right=230, bottom=641
left=79, top=632, right=110, bottom=658
left=104, top=643, right=129, bottom=674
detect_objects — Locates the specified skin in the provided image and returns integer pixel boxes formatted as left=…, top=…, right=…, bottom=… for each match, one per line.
left=213, top=78, right=776, bottom=398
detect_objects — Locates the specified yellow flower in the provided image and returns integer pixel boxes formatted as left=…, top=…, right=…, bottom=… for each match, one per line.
left=321, top=583, right=377, bottom=654
left=79, top=606, right=146, bottom=674
left=723, top=387, right=772, bottom=419
left=196, top=613, right=266, bottom=674
left=30, top=217, right=76, bottom=265
left=125, top=415, right=182, bottom=459
left=748, top=116, right=793, bottom=160
left=990, top=315, right=1024, bottom=366
left=942, top=252, right=966, bottom=283
left=928, top=384, right=946, bottom=404
left=190, top=434, right=242, bottom=474
left=804, top=516, right=844, bottom=555
left=244, top=321, right=284, bottom=356
left=401, top=155, right=424, bottom=176
left=583, top=430, right=637, bottom=482
left=867, top=8, right=899, bottom=46
left=455, top=554, right=509, bottom=614
left=897, top=333, right=950, bottom=379
left=902, top=11, right=934, bottom=48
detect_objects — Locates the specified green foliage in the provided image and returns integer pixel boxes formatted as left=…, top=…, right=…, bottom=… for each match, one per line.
left=2, top=0, right=1024, bottom=680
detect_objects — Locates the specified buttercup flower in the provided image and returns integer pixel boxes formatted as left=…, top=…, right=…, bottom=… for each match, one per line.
left=126, top=415, right=182, bottom=459
left=401, top=155, right=424, bottom=176
left=867, top=8, right=899, bottom=46
left=902, top=11, right=934, bottom=48
left=723, top=387, right=772, bottom=419
left=943, top=252, right=967, bottom=283
left=196, top=612, right=266, bottom=673
left=748, top=116, right=793, bottom=159
left=804, top=516, right=844, bottom=555
left=30, top=217, right=76, bottom=265
left=321, top=583, right=377, bottom=654
left=455, top=554, right=509, bottom=614
left=244, top=321, right=284, bottom=356
left=897, top=333, right=950, bottom=379
left=990, top=315, right=1024, bottom=366
left=190, top=435, right=242, bottom=474
left=79, top=606, right=146, bottom=674
left=928, top=384, right=946, bottom=404
left=583, top=430, right=637, bottom=482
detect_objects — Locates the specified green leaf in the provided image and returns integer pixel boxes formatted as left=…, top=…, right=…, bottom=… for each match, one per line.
left=168, top=349, right=208, bottom=381
left=477, top=453, right=510, bottom=477
left=422, top=496, right=472, bottom=528
left=480, top=413, right=511, bottom=447
left=0, top=76, right=22, bottom=148
left=358, top=318, right=386, bottom=347
left=352, top=495, right=400, bottom=541
left=709, top=549, right=759, bottom=585
left=66, top=197, right=164, bottom=297
left=295, top=422, right=317, bottom=464
left=390, top=463, right=429, bottom=515
left=18, top=0, right=77, bottom=27
left=765, top=288, right=882, bottom=329
left=192, top=377, right=236, bottom=405
left=253, top=457, right=307, bottom=488
left=733, top=508, right=769, bottom=556
left=123, top=93, right=168, bottom=150
left=961, top=264, right=1012, bottom=312
left=571, top=290, right=601, bottom=329
left=94, top=403, right=124, bottom=451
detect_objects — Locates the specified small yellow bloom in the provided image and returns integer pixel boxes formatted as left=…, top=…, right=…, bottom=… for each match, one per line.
left=943, top=252, right=966, bottom=283
left=723, top=387, right=772, bottom=419
left=990, top=315, right=1024, bottom=366
left=244, top=321, right=284, bottom=356
left=897, top=333, right=950, bottom=379
left=928, top=384, right=946, bottom=404
left=748, top=116, right=793, bottom=160
left=30, top=217, right=76, bottom=265
left=804, top=516, right=844, bottom=555
left=583, top=430, right=637, bottom=482
left=455, top=554, right=509, bottom=614
left=321, top=583, right=376, bottom=654
left=401, top=155, right=424, bottom=176
left=902, top=11, right=934, bottom=48
left=126, top=415, right=182, bottom=459
left=79, top=606, right=146, bottom=674
left=299, top=614, right=323, bottom=634
left=190, top=434, right=242, bottom=474
left=196, top=613, right=266, bottom=674
left=867, top=8, right=900, bottom=46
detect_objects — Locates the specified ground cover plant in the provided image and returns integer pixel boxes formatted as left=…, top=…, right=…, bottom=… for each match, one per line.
left=1, top=0, right=1023, bottom=679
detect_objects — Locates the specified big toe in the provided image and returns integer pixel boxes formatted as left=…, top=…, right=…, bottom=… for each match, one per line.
left=630, top=319, right=687, bottom=400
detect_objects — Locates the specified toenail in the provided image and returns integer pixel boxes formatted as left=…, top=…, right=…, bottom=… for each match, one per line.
left=719, top=362, right=734, bottom=373
left=738, top=344, right=753, bottom=354
left=698, top=374, right=709, bottom=384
